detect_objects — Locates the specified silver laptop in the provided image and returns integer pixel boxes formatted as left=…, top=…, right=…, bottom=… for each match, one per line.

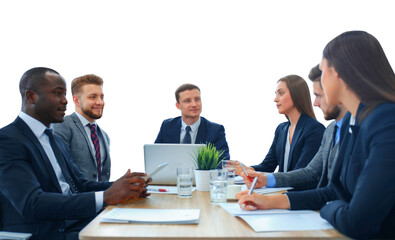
left=144, top=144, right=205, bottom=185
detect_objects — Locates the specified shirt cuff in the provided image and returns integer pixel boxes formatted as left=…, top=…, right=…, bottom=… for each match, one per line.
left=95, top=191, right=104, bottom=212
left=266, top=173, right=276, bottom=187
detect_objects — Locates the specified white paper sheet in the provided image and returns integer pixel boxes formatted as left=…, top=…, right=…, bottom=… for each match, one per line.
left=218, top=203, right=312, bottom=216
left=239, top=212, right=333, bottom=232
left=240, top=185, right=293, bottom=194
left=218, top=203, right=333, bottom=232
left=101, top=208, right=200, bottom=224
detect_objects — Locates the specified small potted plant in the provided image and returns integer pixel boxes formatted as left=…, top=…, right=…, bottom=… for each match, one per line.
left=193, top=143, right=225, bottom=191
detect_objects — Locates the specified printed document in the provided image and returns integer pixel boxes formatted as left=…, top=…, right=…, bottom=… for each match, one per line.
left=101, top=208, right=200, bottom=224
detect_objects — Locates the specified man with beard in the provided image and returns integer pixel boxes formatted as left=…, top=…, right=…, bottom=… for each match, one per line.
left=241, top=64, right=347, bottom=190
left=54, top=74, right=111, bottom=182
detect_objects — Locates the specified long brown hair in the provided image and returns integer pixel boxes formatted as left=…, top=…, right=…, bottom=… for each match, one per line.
left=278, top=75, right=316, bottom=119
left=323, top=31, right=395, bottom=121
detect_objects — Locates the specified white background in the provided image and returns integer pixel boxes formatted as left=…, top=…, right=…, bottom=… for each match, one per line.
left=1, top=0, right=394, bottom=181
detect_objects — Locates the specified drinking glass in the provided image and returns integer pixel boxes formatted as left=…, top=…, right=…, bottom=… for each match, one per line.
left=209, top=169, right=228, bottom=204
left=176, top=168, right=193, bottom=198
left=222, top=160, right=236, bottom=184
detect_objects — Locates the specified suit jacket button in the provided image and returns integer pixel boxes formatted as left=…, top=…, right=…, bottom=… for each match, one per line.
left=93, top=174, right=97, bottom=178
left=59, top=228, right=65, bottom=232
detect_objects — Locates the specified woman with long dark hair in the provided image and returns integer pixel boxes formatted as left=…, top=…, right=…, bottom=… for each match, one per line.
left=237, top=31, right=395, bottom=239
left=238, top=75, right=325, bottom=174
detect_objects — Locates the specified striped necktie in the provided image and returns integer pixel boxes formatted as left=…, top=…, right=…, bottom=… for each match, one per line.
left=87, top=123, right=101, bottom=181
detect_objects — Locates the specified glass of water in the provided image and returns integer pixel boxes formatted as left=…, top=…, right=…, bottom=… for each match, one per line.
left=209, top=169, right=228, bottom=204
left=176, top=168, right=193, bottom=198
left=222, top=160, right=236, bottom=185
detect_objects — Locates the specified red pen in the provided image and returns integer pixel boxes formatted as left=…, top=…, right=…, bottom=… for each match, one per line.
left=150, top=188, right=168, bottom=192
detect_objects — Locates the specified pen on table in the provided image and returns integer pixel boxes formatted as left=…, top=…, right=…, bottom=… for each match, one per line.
left=149, top=188, right=168, bottom=192
left=242, top=177, right=258, bottom=208
left=239, top=161, right=254, bottom=182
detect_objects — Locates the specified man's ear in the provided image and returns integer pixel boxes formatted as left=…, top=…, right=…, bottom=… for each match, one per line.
left=176, top=102, right=180, bottom=110
left=25, top=90, right=37, bottom=104
left=73, top=95, right=80, bottom=107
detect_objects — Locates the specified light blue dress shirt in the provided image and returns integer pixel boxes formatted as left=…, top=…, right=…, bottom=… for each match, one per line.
left=180, top=117, right=201, bottom=144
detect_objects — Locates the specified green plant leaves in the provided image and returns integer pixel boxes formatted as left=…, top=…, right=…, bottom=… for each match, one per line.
left=194, top=143, right=225, bottom=170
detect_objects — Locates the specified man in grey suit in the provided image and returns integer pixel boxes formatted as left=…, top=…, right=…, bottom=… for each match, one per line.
left=54, top=74, right=111, bottom=182
left=241, top=64, right=347, bottom=190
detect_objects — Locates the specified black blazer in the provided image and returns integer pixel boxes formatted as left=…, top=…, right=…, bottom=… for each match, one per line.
left=155, top=116, right=230, bottom=160
left=0, top=117, right=112, bottom=239
left=288, top=103, right=395, bottom=239
left=252, top=114, right=325, bottom=172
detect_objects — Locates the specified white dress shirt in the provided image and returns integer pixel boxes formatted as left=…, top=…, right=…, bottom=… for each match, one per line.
left=19, top=111, right=103, bottom=212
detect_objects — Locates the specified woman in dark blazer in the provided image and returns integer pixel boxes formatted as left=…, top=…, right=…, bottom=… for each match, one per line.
left=248, top=75, right=325, bottom=173
left=237, top=31, right=395, bottom=239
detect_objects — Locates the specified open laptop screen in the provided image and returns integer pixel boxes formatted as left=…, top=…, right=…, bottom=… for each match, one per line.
left=144, top=144, right=205, bottom=185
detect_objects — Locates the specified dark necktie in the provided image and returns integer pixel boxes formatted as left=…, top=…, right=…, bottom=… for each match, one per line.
left=183, top=126, right=192, bottom=144
left=87, top=123, right=102, bottom=181
left=333, top=125, right=339, bottom=147
left=44, top=129, right=77, bottom=193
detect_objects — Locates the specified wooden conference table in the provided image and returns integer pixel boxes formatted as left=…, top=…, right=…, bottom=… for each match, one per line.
left=79, top=191, right=347, bottom=240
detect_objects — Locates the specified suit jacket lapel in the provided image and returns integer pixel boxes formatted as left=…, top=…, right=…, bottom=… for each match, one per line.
left=287, top=115, right=306, bottom=170
left=96, top=126, right=108, bottom=164
left=196, top=118, right=206, bottom=144
left=71, top=113, right=96, bottom=162
left=277, top=123, right=288, bottom=172
left=171, top=117, right=182, bottom=143
left=15, top=117, right=63, bottom=193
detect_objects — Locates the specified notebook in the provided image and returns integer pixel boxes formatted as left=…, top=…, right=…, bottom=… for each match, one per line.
left=144, top=144, right=205, bottom=185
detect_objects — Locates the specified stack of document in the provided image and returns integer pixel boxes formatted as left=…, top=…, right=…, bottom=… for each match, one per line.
left=101, top=208, right=200, bottom=224
left=0, top=231, right=32, bottom=240
left=218, top=203, right=333, bottom=232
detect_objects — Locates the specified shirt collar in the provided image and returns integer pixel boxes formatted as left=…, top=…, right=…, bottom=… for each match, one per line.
left=75, top=112, right=96, bottom=127
left=19, top=111, right=49, bottom=138
left=181, top=117, right=201, bottom=132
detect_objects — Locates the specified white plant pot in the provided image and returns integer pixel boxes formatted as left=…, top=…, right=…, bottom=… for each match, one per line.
left=194, top=169, right=211, bottom=191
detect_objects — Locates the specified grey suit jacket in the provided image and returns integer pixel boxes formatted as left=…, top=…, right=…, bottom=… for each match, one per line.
left=273, top=121, right=339, bottom=190
left=53, top=112, right=111, bottom=182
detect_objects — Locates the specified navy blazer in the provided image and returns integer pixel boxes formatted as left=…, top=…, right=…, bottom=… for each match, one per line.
left=0, top=117, right=112, bottom=240
left=288, top=104, right=395, bottom=239
left=252, top=114, right=325, bottom=172
left=155, top=116, right=230, bottom=160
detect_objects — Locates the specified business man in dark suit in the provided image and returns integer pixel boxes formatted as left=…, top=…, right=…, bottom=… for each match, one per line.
left=155, top=83, right=230, bottom=160
left=54, top=74, right=111, bottom=182
left=0, top=67, right=148, bottom=240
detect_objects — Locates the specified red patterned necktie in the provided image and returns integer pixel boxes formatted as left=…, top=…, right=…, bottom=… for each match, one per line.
left=87, top=123, right=101, bottom=181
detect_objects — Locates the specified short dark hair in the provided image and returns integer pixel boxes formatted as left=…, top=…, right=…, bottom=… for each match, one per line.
left=19, top=67, right=59, bottom=100
left=308, top=64, right=322, bottom=82
left=71, top=74, right=103, bottom=96
left=175, top=83, right=200, bottom=103
left=278, top=75, right=316, bottom=119
left=323, top=31, right=395, bottom=120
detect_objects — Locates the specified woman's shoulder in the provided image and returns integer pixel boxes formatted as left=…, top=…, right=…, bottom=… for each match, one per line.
left=363, top=103, right=395, bottom=125
left=300, top=114, right=325, bottom=129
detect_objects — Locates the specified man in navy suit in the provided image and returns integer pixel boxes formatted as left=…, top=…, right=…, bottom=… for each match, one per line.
left=155, top=83, right=230, bottom=160
left=0, top=67, right=148, bottom=240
